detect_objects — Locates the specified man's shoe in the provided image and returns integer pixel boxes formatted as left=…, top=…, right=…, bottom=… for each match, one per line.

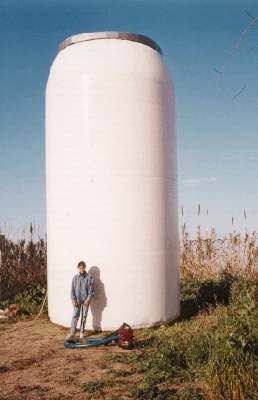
left=65, top=334, right=76, bottom=343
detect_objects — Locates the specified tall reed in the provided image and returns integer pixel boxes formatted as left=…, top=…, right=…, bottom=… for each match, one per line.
left=180, top=224, right=257, bottom=280
left=0, top=224, right=47, bottom=302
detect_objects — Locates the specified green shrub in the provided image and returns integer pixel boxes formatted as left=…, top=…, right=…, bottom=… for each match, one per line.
left=15, top=286, right=47, bottom=316
left=0, top=286, right=48, bottom=317
left=180, top=272, right=236, bottom=319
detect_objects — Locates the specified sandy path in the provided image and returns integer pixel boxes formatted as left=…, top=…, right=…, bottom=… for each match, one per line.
left=0, top=318, right=141, bottom=399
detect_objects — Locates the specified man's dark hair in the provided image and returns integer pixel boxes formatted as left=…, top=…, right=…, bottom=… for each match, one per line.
left=78, top=261, right=86, bottom=268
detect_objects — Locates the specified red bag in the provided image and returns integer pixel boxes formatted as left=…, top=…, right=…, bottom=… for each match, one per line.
left=117, top=322, right=134, bottom=349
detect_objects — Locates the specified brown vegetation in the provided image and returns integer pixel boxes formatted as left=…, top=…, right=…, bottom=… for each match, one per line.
left=0, top=225, right=46, bottom=303
left=180, top=224, right=257, bottom=280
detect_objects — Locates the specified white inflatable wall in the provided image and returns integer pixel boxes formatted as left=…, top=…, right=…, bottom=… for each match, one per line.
left=46, top=32, right=179, bottom=330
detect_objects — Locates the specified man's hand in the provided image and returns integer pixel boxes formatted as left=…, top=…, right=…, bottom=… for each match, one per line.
left=84, top=298, right=90, bottom=307
left=73, top=300, right=79, bottom=308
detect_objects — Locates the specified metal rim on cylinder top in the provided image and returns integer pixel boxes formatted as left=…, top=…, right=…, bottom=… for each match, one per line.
left=59, top=31, right=162, bottom=54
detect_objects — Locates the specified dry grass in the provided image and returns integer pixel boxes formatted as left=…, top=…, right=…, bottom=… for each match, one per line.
left=0, top=223, right=257, bottom=303
left=180, top=224, right=257, bottom=281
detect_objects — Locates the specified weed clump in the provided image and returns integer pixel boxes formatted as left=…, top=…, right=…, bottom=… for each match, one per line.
left=81, top=380, right=105, bottom=394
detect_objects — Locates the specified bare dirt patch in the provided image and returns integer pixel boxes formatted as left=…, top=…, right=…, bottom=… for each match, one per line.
left=0, top=317, right=143, bottom=400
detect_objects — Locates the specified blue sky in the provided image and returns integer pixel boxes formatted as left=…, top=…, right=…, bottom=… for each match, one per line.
left=1, top=0, right=258, bottom=239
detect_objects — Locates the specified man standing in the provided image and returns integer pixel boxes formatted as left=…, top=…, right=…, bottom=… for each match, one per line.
left=66, top=260, right=95, bottom=341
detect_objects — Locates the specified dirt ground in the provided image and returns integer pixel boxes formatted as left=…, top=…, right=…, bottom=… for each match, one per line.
left=0, top=317, right=144, bottom=400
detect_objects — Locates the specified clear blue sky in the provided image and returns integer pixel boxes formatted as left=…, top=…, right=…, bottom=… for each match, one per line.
left=1, top=0, right=258, bottom=239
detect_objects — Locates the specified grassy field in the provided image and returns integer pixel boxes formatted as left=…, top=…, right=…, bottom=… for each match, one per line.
left=0, top=225, right=257, bottom=399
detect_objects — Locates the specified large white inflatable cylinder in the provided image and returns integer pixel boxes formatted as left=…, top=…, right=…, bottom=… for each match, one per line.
left=46, top=32, right=179, bottom=330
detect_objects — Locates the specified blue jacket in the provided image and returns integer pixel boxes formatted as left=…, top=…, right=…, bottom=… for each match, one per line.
left=71, top=272, right=95, bottom=303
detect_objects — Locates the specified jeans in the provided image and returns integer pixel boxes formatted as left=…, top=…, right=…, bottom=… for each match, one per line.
left=70, top=302, right=89, bottom=336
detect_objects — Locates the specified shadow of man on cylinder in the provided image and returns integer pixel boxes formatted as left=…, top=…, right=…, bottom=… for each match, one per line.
left=88, top=265, right=107, bottom=332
